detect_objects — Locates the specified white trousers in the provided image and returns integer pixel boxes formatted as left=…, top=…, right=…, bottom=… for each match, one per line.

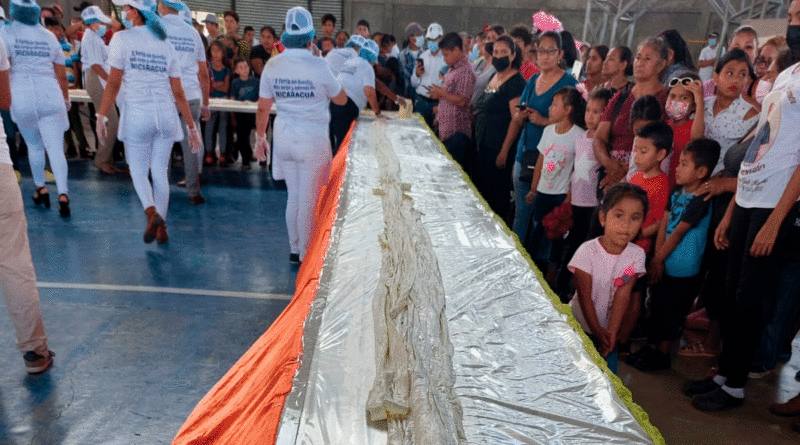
left=19, top=116, right=69, bottom=195
left=273, top=118, right=332, bottom=260
left=0, top=164, right=49, bottom=355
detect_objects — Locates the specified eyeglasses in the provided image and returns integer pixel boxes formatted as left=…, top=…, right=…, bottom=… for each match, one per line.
left=754, top=57, right=773, bottom=66
left=668, top=77, right=694, bottom=87
left=536, top=48, right=559, bottom=56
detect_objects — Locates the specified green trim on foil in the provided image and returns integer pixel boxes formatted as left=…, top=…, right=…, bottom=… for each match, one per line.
left=414, top=114, right=665, bottom=445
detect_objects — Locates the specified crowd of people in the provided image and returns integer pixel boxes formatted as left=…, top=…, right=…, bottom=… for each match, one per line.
left=0, top=0, right=799, bottom=431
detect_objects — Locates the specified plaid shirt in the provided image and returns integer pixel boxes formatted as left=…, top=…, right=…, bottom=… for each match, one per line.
left=438, top=56, right=476, bottom=141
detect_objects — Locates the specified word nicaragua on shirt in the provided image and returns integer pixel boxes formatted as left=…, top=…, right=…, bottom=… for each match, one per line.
left=130, top=50, right=169, bottom=73
left=272, top=78, right=316, bottom=98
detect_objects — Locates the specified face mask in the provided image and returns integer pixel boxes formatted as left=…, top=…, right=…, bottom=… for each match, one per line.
left=390, top=44, right=399, bottom=58
left=96, top=25, right=107, bottom=36
left=469, top=43, right=480, bottom=61
left=122, top=16, right=133, bottom=29
left=492, top=56, right=510, bottom=72
left=414, top=35, right=424, bottom=48
left=754, top=79, right=773, bottom=103
left=708, top=38, right=717, bottom=47
left=427, top=40, right=438, bottom=53
left=665, top=99, right=692, bottom=121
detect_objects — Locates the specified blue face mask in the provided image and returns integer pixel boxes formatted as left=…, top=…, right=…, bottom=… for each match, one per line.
left=708, top=38, right=717, bottom=47
left=469, top=43, right=480, bottom=61
left=96, top=25, right=107, bottom=36
left=122, top=15, right=133, bottom=29
left=414, top=35, right=424, bottom=48
left=427, top=40, right=438, bottom=53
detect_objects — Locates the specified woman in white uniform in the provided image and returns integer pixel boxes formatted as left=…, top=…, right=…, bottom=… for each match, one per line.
left=3, top=0, right=71, bottom=217
left=255, top=6, right=347, bottom=264
left=96, top=0, right=200, bottom=244
left=80, top=6, right=122, bottom=175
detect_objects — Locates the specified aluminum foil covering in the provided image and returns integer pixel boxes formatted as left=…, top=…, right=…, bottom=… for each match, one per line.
left=276, top=116, right=653, bottom=444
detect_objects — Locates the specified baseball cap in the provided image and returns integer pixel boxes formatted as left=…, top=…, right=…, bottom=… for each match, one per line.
left=202, top=12, right=217, bottom=24
left=405, top=22, right=424, bottom=37
left=709, top=31, right=719, bottom=37
left=426, top=23, right=443, bottom=40
left=81, top=5, right=111, bottom=24
left=112, top=0, right=157, bottom=13
left=284, top=6, right=313, bottom=36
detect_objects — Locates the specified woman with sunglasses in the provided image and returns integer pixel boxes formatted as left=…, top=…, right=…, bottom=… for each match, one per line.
left=752, top=36, right=784, bottom=104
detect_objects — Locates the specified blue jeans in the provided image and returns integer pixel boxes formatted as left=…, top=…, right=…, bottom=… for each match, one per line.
left=512, top=161, right=534, bottom=243
left=752, top=261, right=800, bottom=369
left=525, top=192, right=567, bottom=265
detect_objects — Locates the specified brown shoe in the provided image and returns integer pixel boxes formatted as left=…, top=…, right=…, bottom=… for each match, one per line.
left=770, top=393, right=800, bottom=416
left=143, top=206, right=164, bottom=244
left=156, top=223, right=169, bottom=244
left=189, top=194, right=206, bottom=205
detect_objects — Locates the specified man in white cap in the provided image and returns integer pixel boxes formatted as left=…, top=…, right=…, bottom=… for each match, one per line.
left=80, top=5, right=122, bottom=175
left=0, top=4, right=54, bottom=374
left=329, top=38, right=381, bottom=152
left=698, top=31, right=720, bottom=82
left=255, top=6, right=348, bottom=265
left=399, top=22, right=424, bottom=99
left=410, top=22, right=445, bottom=127
left=203, top=13, right=220, bottom=40
left=158, top=0, right=210, bottom=204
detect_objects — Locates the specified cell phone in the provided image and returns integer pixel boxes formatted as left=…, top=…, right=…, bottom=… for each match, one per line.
left=416, top=58, right=424, bottom=68
left=515, top=103, right=528, bottom=110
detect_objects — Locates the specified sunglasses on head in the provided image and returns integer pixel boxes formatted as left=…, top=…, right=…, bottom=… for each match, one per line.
left=668, top=77, right=694, bottom=87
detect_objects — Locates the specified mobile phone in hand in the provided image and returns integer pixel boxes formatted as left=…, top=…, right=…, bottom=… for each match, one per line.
left=515, top=103, right=528, bottom=110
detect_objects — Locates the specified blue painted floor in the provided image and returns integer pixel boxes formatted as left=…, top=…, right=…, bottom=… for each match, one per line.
left=0, top=158, right=296, bottom=444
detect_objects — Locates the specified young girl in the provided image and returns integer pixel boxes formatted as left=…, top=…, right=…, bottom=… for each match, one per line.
left=229, top=58, right=259, bottom=170
left=204, top=41, right=230, bottom=166
left=664, top=71, right=705, bottom=187
left=524, top=87, right=586, bottom=271
left=704, top=49, right=759, bottom=176
left=568, top=183, right=649, bottom=373
left=555, top=88, right=614, bottom=298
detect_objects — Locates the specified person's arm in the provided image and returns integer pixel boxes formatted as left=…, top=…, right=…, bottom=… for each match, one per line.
left=640, top=220, right=661, bottom=239
left=330, top=87, right=348, bottom=106
left=525, top=154, right=544, bottom=204
left=255, top=96, right=274, bottom=137
left=198, top=62, right=210, bottom=107
left=593, top=121, right=618, bottom=171
left=697, top=177, right=737, bottom=201
left=169, top=77, right=196, bottom=130
left=91, top=64, right=108, bottom=82
left=651, top=219, right=692, bottom=285
left=751, top=165, right=800, bottom=257
left=649, top=212, right=671, bottom=284
left=428, top=84, right=468, bottom=107
left=97, top=67, right=123, bottom=117
left=687, top=80, right=705, bottom=140
left=0, top=69, right=9, bottom=110
left=54, top=64, right=69, bottom=101
left=573, top=269, right=607, bottom=342
left=365, top=86, right=381, bottom=116
left=606, top=276, right=636, bottom=354
left=698, top=58, right=715, bottom=68
left=374, top=79, right=405, bottom=107
left=495, top=97, right=521, bottom=168
left=221, top=72, right=230, bottom=94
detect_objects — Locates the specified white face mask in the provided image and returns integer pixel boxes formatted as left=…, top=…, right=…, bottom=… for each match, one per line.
left=390, top=44, right=399, bottom=58
left=754, top=79, right=773, bottom=104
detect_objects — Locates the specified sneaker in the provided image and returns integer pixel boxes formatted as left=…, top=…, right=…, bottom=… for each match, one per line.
left=683, top=376, right=721, bottom=397
left=748, top=365, right=773, bottom=379
left=633, top=349, right=671, bottom=372
left=692, top=387, right=744, bottom=411
left=24, top=350, right=54, bottom=374
left=289, top=253, right=301, bottom=265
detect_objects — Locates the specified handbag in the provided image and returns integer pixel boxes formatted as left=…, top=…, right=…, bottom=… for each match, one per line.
left=518, top=149, right=538, bottom=183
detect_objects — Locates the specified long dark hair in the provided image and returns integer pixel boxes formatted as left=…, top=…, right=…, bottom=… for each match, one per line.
left=613, top=46, right=634, bottom=76
left=494, top=35, right=522, bottom=69
left=207, top=40, right=229, bottom=68
left=658, top=29, right=696, bottom=70
left=553, top=87, right=587, bottom=129
left=559, top=30, right=579, bottom=70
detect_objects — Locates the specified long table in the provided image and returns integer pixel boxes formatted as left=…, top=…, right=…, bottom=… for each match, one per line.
left=68, top=89, right=262, bottom=113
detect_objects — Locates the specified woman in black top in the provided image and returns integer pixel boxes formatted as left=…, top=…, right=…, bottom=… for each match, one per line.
left=473, top=35, right=527, bottom=219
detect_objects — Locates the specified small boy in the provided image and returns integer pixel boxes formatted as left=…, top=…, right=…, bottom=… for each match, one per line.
left=632, top=138, right=721, bottom=371
left=229, top=58, right=259, bottom=170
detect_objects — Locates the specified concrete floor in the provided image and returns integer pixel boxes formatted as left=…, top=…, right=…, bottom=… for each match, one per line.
left=1, top=156, right=799, bottom=444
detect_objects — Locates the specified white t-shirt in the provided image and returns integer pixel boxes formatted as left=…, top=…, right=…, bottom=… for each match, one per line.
left=736, top=63, right=800, bottom=208
left=698, top=45, right=718, bottom=82
left=568, top=238, right=646, bottom=335
left=337, top=57, right=375, bottom=109
left=0, top=37, right=10, bottom=166
left=1, top=22, right=63, bottom=78
left=80, top=28, right=108, bottom=77
left=107, top=27, right=181, bottom=104
left=571, top=129, right=599, bottom=207
left=536, top=124, right=582, bottom=194
left=162, top=14, right=205, bottom=101
left=411, top=49, right=445, bottom=98
left=325, top=47, right=356, bottom=76
left=260, top=48, right=343, bottom=125
left=704, top=95, right=758, bottom=175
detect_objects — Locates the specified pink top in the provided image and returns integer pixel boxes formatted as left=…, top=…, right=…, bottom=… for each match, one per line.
left=570, top=129, right=600, bottom=207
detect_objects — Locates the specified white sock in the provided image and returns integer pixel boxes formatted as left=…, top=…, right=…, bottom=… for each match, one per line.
left=712, top=375, right=727, bottom=386
left=721, top=385, right=744, bottom=399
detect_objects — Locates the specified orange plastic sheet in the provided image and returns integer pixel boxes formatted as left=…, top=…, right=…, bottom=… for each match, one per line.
left=172, top=131, right=352, bottom=445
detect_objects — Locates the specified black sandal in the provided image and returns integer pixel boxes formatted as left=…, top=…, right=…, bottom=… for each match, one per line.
left=32, top=187, right=50, bottom=208
left=58, top=194, right=70, bottom=218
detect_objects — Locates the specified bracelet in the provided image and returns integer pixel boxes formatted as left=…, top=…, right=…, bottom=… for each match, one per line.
left=97, top=114, right=109, bottom=124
